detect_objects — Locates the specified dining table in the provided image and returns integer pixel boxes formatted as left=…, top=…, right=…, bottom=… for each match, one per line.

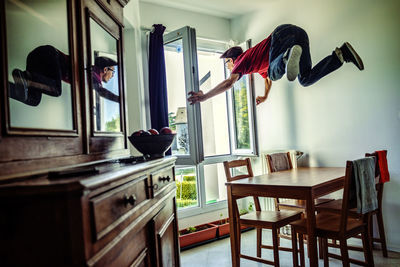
left=225, top=167, right=346, bottom=267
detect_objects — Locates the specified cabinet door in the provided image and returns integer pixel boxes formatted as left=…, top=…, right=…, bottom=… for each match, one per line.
left=152, top=195, right=180, bottom=267
left=0, top=0, right=83, bottom=179
left=82, top=0, right=128, bottom=155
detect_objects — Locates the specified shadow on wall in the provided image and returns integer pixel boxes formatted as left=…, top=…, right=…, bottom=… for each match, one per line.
left=285, top=81, right=298, bottom=148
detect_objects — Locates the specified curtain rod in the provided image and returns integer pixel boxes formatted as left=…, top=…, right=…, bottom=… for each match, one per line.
left=140, top=25, right=231, bottom=44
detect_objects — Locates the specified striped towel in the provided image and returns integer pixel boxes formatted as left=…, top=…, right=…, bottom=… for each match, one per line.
left=269, top=153, right=291, bottom=172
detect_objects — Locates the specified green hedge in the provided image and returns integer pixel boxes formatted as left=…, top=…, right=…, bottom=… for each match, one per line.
left=182, top=175, right=195, bottom=182
left=176, top=199, right=198, bottom=208
left=176, top=180, right=197, bottom=200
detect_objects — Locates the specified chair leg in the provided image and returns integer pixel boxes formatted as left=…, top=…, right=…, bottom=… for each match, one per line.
left=299, top=233, right=305, bottom=267
left=362, top=227, right=375, bottom=267
left=376, top=211, right=388, bottom=257
left=272, top=226, right=280, bottom=267
left=339, top=238, right=350, bottom=267
left=318, top=237, right=324, bottom=259
left=291, top=226, right=299, bottom=267
left=322, top=238, right=329, bottom=267
left=256, top=228, right=262, bottom=257
left=277, top=227, right=281, bottom=247
left=368, top=213, right=374, bottom=249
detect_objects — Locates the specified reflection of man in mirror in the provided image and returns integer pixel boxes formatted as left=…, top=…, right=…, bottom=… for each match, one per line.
left=10, top=45, right=69, bottom=106
left=92, top=56, right=119, bottom=103
left=9, top=45, right=120, bottom=106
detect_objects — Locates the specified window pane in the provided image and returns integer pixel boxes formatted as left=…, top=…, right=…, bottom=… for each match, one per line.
left=6, top=0, right=73, bottom=130
left=232, top=76, right=251, bottom=149
left=175, top=166, right=198, bottom=209
left=164, top=40, right=190, bottom=156
left=204, top=163, right=227, bottom=204
left=197, top=50, right=230, bottom=157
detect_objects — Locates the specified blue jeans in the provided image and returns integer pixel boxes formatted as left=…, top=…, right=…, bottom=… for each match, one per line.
left=268, top=24, right=343, bottom=86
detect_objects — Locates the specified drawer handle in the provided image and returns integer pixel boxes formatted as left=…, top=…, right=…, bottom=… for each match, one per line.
left=148, top=183, right=159, bottom=190
left=158, top=176, right=171, bottom=183
left=124, top=194, right=137, bottom=206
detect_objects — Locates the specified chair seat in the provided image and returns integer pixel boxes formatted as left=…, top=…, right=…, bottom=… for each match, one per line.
left=278, top=198, right=334, bottom=209
left=290, top=213, right=364, bottom=237
left=315, top=199, right=360, bottom=216
left=240, top=210, right=302, bottom=228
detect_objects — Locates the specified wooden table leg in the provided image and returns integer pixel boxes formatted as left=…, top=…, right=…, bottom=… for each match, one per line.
left=306, top=194, right=318, bottom=267
left=227, top=185, right=240, bottom=267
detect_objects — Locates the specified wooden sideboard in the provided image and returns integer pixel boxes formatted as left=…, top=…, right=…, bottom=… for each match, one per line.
left=0, top=156, right=180, bottom=267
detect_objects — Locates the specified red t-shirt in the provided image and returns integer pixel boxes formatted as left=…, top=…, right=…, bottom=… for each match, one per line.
left=231, top=34, right=272, bottom=79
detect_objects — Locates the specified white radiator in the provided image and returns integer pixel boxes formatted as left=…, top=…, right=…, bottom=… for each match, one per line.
left=259, top=150, right=299, bottom=211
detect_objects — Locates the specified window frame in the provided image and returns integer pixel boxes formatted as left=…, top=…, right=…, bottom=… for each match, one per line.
left=161, top=29, right=258, bottom=218
left=163, top=26, right=203, bottom=166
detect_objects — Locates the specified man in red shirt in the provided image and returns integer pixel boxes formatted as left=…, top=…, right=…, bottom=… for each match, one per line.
left=188, top=24, right=363, bottom=105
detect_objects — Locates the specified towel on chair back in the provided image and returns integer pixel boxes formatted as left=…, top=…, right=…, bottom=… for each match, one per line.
left=269, top=153, right=291, bottom=172
left=376, top=150, right=390, bottom=183
left=351, top=157, right=378, bottom=214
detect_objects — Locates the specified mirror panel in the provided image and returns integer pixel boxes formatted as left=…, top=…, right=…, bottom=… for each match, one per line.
left=89, top=18, right=121, bottom=133
left=5, top=0, right=74, bottom=131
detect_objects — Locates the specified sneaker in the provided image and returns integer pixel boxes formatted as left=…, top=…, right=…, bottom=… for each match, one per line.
left=286, top=45, right=302, bottom=81
left=340, top=42, right=364, bottom=70
left=11, top=69, right=29, bottom=102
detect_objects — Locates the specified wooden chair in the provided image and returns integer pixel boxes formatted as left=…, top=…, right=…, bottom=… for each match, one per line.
left=290, top=160, right=375, bottom=267
left=266, top=152, right=334, bottom=215
left=315, top=151, right=388, bottom=257
left=223, top=158, right=302, bottom=266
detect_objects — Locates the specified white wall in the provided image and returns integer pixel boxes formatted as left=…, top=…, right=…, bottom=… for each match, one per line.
left=139, top=2, right=231, bottom=41
left=124, top=0, right=148, bottom=155
left=231, top=0, right=400, bottom=251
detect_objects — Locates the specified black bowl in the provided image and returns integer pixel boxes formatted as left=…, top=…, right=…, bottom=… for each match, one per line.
left=128, top=133, right=176, bottom=159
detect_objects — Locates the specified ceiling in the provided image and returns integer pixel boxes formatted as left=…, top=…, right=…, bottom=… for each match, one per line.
left=139, top=0, right=272, bottom=19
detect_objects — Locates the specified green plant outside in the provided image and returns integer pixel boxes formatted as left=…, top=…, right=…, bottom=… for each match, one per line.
left=168, top=112, right=176, bottom=131
left=232, top=76, right=250, bottom=149
left=176, top=180, right=197, bottom=200
left=176, top=199, right=197, bottom=208
left=176, top=171, right=198, bottom=209
left=105, top=116, right=120, bottom=132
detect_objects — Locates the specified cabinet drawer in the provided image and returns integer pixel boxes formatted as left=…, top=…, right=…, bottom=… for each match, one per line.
left=90, top=176, right=149, bottom=240
left=149, top=166, right=175, bottom=197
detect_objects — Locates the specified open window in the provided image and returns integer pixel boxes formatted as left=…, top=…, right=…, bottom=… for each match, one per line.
left=162, top=27, right=258, bottom=216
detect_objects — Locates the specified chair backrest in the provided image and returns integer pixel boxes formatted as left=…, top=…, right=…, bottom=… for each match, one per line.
left=223, top=158, right=254, bottom=182
left=266, top=152, right=293, bottom=173
left=339, top=161, right=356, bottom=234
left=223, top=158, right=261, bottom=211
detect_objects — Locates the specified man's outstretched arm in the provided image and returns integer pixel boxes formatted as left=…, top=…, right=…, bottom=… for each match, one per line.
left=256, top=77, right=272, bottom=105
left=188, top=73, right=239, bottom=105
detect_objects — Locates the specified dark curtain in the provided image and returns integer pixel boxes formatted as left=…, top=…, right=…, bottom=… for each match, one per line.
left=148, top=24, right=169, bottom=132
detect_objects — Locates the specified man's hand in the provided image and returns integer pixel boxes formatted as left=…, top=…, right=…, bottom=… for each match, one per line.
left=187, top=90, right=205, bottom=105
left=256, top=96, right=267, bottom=105
left=256, top=77, right=272, bottom=106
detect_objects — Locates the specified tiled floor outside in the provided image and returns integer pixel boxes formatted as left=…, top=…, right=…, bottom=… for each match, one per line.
left=180, top=229, right=400, bottom=266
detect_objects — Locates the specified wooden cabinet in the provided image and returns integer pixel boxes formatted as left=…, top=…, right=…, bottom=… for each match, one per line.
left=0, top=157, right=181, bottom=267
left=0, top=1, right=181, bottom=266
left=0, top=0, right=132, bottom=180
